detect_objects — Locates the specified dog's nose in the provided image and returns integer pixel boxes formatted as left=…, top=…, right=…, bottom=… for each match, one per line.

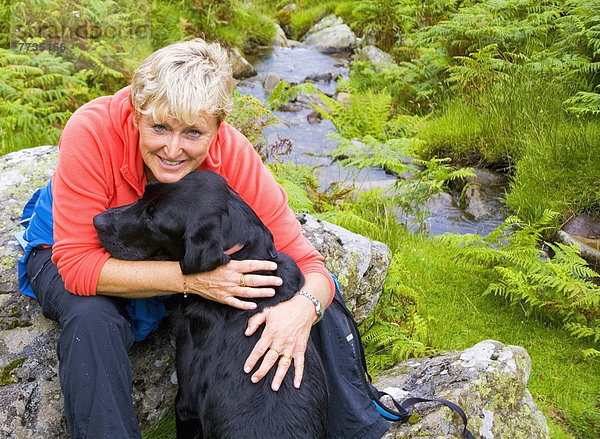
left=93, top=212, right=113, bottom=232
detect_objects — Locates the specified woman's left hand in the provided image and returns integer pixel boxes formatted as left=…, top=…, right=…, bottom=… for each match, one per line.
left=243, top=294, right=316, bottom=391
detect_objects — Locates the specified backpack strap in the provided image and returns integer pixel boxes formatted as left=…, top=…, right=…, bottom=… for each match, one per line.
left=331, top=292, right=475, bottom=439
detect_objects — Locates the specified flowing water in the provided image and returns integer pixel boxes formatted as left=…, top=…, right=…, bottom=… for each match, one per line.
left=237, top=45, right=508, bottom=236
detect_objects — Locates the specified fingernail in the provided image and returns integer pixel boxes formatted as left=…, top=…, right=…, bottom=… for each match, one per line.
left=272, top=383, right=279, bottom=391
left=251, top=376, right=258, bottom=383
left=245, top=327, right=251, bottom=335
left=275, top=277, right=283, bottom=286
left=294, top=380, right=300, bottom=389
left=244, top=366, right=250, bottom=373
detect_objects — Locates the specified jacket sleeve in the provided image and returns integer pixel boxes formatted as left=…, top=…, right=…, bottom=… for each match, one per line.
left=51, top=108, right=114, bottom=295
left=220, top=127, right=335, bottom=305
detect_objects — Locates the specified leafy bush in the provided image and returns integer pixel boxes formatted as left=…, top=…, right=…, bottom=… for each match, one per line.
left=0, top=48, right=96, bottom=154
left=438, top=210, right=600, bottom=356
left=230, top=91, right=285, bottom=161
left=180, top=0, right=276, bottom=51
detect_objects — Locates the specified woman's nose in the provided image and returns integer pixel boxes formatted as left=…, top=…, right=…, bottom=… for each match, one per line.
left=163, top=134, right=181, bottom=158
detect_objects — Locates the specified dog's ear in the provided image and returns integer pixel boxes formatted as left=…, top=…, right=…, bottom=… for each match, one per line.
left=180, top=217, right=231, bottom=275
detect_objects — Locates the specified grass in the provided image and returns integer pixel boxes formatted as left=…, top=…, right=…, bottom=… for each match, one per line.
left=142, top=219, right=600, bottom=438
left=391, top=231, right=600, bottom=439
left=506, top=118, right=600, bottom=223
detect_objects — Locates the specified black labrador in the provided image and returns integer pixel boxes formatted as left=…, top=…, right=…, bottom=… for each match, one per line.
left=93, top=170, right=328, bottom=438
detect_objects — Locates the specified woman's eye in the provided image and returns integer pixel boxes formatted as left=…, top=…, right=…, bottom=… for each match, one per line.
left=153, top=124, right=166, bottom=133
left=187, top=129, right=201, bottom=138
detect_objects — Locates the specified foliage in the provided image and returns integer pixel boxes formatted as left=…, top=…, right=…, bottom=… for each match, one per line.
left=360, top=254, right=434, bottom=371
left=565, top=91, right=600, bottom=116
left=504, top=113, right=600, bottom=222
left=179, top=0, right=276, bottom=51
left=0, top=48, right=95, bottom=154
left=10, top=0, right=153, bottom=92
left=286, top=1, right=341, bottom=40
left=150, top=0, right=189, bottom=50
left=348, top=53, right=451, bottom=114
left=230, top=91, right=288, bottom=161
left=437, top=210, right=600, bottom=352
left=0, top=0, right=8, bottom=48
left=446, top=44, right=510, bottom=95
left=393, top=157, right=475, bottom=230
left=266, top=162, right=319, bottom=213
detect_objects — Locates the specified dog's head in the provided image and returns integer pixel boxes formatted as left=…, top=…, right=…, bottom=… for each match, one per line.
left=94, top=170, right=277, bottom=274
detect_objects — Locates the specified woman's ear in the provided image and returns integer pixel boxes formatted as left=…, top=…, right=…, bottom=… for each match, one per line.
left=133, top=110, right=142, bottom=129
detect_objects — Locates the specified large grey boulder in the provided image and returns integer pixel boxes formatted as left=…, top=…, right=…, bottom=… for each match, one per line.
left=298, top=213, right=390, bottom=323
left=0, top=145, right=391, bottom=437
left=303, top=15, right=356, bottom=54
left=354, top=45, right=394, bottom=65
left=377, top=340, right=550, bottom=438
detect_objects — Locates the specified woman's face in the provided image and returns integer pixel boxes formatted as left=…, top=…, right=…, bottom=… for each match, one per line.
left=137, top=113, right=219, bottom=183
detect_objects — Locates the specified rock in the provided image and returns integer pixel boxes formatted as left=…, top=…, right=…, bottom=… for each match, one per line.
left=275, top=3, right=297, bottom=38
left=307, top=14, right=343, bottom=34
left=262, top=72, right=282, bottom=92
left=459, top=182, right=505, bottom=220
left=334, top=91, right=351, bottom=105
left=354, top=45, right=394, bottom=65
left=0, top=145, right=391, bottom=437
left=228, top=47, right=256, bottom=79
left=272, top=24, right=290, bottom=48
left=451, top=168, right=507, bottom=194
left=304, top=71, right=334, bottom=83
left=303, top=16, right=356, bottom=54
left=377, top=340, right=550, bottom=439
left=429, top=191, right=457, bottom=211
left=562, top=213, right=600, bottom=238
left=556, top=214, right=600, bottom=265
left=297, top=213, right=391, bottom=324
left=306, top=111, right=322, bottom=124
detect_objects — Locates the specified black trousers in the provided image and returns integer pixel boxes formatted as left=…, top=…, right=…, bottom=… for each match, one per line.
left=27, top=246, right=389, bottom=439
left=28, top=247, right=140, bottom=439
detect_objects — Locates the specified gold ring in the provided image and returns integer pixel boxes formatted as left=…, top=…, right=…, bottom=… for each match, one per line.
left=240, top=273, right=246, bottom=287
left=280, top=353, right=293, bottom=361
left=270, top=348, right=281, bottom=356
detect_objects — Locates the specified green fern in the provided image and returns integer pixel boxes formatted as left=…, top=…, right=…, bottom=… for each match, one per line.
left=230, top=91, right=283, bottom=160
left=447, top=44, right=510, bottom=94
left=438, top=210, right=600, bottom=350
left=565, top=91, right=600, bottom=116
left=0, top=48, right=94, bottom=154
left=360, top=254, right=434, bottom=372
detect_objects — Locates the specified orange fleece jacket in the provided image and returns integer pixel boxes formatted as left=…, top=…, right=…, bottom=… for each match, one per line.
left=51, top=86, right=334, bottom=303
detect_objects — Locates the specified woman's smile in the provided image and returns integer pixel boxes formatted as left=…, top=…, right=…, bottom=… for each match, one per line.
left=137, top=114, right=219, bottom=183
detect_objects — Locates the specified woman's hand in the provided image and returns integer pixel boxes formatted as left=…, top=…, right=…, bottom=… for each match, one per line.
left=243, top=295, right=316, bottom=391
left=242, top=271, right=332, bottom=391
left=183, top=258, right=283, bottom=310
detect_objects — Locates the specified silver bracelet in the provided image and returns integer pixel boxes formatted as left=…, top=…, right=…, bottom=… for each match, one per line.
left=295, top=290, right=323, bottom=324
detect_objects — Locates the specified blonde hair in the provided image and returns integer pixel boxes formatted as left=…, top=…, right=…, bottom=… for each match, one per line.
left=131, top=38, right=233, bottom=124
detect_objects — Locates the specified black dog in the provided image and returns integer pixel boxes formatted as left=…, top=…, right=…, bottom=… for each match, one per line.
left=93, top=170, right=328, bottom=438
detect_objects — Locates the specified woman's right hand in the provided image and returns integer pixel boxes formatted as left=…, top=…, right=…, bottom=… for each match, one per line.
left=183, top=259, right=283, bottom=310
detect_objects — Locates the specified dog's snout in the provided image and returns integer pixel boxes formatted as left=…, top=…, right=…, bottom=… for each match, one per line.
left=93, top=212, right=113, bottom=232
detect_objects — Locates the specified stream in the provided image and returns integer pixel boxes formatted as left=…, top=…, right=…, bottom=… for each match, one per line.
left=237, top=45, right=508, bottom=237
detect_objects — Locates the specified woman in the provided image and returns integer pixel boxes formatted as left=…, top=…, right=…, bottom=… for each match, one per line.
left=19, top=38, right=390, bottom=438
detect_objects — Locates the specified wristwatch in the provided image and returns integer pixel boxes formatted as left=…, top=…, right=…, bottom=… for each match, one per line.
left=295, top=290, right=323, bottom=324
